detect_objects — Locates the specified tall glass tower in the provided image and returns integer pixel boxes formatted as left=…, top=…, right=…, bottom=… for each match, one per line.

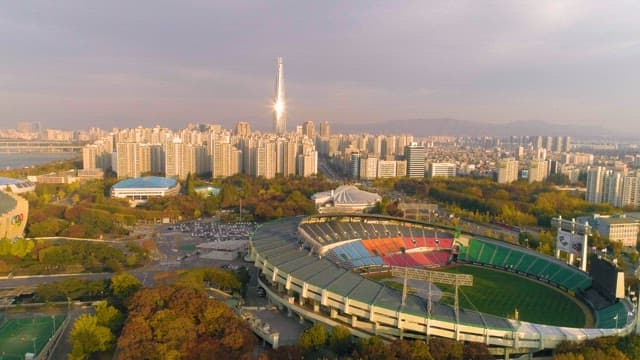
left=273, top=57, right=286, bottom=135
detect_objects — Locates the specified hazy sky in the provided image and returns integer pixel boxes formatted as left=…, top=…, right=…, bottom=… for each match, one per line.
left=1, top=1, right=639, bottom=131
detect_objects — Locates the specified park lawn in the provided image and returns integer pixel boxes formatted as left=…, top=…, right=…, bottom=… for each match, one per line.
left=439, top=265, right=586, bottom=328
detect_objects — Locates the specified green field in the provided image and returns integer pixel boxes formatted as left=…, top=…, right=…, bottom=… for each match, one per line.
left=439, top=265, right=587, bottom=328
left=0, top=315, right=65, bottom=360
left=178, top=244, right=197, bottom=252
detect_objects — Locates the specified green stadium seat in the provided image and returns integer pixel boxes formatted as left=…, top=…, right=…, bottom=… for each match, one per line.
left=491, top=247, right=510, bottom=267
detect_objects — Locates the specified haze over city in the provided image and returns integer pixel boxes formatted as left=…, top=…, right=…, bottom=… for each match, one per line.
left=2, top=1, right=639, bottom=133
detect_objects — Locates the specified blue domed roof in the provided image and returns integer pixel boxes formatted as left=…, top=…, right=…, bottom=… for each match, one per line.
left=112, top=176, right=178, bottom=189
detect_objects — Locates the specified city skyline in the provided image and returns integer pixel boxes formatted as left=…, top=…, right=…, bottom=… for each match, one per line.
left=1, top=2, right=640, bottom=132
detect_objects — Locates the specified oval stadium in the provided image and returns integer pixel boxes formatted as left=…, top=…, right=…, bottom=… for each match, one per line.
left=249, top=214, right=636, bottom=356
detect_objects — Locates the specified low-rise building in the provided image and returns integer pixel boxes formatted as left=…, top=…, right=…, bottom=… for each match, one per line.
left=111, top=176, right=181, bottom=205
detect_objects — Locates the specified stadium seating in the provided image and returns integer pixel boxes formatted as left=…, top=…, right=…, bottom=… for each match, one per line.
left=596, top=301, right=628, bottom=328
left=464, top=238, right=592, bottom=292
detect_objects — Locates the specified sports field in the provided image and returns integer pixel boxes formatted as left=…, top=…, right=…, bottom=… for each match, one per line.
left=0, top=315, right=65, bottom=360
left=439, top=265, right=588, bottom=328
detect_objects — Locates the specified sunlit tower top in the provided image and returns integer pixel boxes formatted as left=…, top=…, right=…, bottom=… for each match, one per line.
left=273, top=57, right=287, bottom=135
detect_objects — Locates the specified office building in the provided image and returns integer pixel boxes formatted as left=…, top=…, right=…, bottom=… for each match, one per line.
left=429, top=162, right=456, bottom=178
left=404, top=143, right=425, bottom=178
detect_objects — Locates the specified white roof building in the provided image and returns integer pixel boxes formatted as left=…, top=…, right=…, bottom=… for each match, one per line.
left=312, top=185, right=381, bottom=213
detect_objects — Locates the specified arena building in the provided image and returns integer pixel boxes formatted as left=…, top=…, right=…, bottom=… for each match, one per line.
left=311, top=185, right=381, bottom=213
left=0, top=191, right=28, bottom=239
left=249, top=214, right=636, bottom=356
left=111, top=176, right=180, bottom=205
left=0, top=177, right=36, bottom=194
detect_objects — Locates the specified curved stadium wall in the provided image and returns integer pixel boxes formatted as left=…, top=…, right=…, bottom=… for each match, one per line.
left=249, top=215, right=635, bottom=352
left=0, top=191, right=28, bottom=239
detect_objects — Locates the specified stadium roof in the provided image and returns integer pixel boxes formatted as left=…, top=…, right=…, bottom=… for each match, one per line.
left=112, top=176, right=178, bottom=189
left=312, top=185, right=381, bottom=207
left=0, top=191, right=17, bottom=214
left=0, top=177, right=34, bottom=188
left=252, top=217, right=513, bottom=331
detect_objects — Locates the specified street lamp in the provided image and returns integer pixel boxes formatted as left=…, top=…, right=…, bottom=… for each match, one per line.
left=31, top=337, right=37, bottom=354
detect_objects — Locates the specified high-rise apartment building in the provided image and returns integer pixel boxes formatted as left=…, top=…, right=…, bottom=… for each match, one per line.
left=528, top=160, right=549, bottom=183
left=404, top=143, right=425, bottom=178
left=359, top=157, right=378, bottom=180
left=586, top=166, right=606, bottom=203
left=116, top=142, right=141, bottom=179
left=497, top=158, right=519, bottom=184
left=235, top=121, right=251, bottom=137
left=273, top=57, right=286, bottom=135
left=319, top=121, right=330, bottom=137
left=302, top=121, right=315, bottom=139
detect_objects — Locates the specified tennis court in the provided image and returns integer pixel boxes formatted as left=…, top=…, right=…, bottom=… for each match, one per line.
left=0, top=315, right=65, bottom=360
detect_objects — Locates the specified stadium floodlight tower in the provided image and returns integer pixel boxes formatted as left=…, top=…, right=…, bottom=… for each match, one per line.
left=391, top=266, right=473, bottom=340
left=273, top=56, right=287, bottom=135
left=551, top=216, right=591, bottom=271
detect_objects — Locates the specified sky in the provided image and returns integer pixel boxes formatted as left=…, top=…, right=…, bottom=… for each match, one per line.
left=1, top=1, right=639, bottom=132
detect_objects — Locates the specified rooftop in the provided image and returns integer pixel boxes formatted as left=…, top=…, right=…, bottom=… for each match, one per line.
left=112, top=176, right=178, bottom=189
left=312, top=185, right=381, bottom=206
left=0, top=177, right=34, bottom=188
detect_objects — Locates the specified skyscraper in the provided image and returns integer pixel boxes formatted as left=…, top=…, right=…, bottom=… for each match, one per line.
left=273, top=57, right=286, bottom=135
left=404, top=143, right=425, bottom=178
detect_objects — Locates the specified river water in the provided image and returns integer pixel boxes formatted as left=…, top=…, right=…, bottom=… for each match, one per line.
left=0, top=152, right=79, bottom=170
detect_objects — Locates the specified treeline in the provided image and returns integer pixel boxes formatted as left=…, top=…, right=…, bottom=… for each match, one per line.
left=0, top=240, right=147, bottom=275
left=23, top=174, right=332, bottom=238
left=261, top=323, right=492, bottom=360
left=554, top=335, right=640, bottom=359
left=388, top=178, right=616, bottom=227
left=65, top=267, right=253, bottom=359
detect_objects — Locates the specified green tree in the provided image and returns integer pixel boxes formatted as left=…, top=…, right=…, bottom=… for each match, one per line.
left=353, top=336, right=394, bottom=360
left=392, top=339, right=432, bottom=360
left=95, top=301, right=124, bottom=333
left=329, top=325, right=353, bottom=355
left=111, top=272, right=142, bottom=301
left=69, top=314, right=114, bottom=360
left=299, top=324, right=327, bottom=353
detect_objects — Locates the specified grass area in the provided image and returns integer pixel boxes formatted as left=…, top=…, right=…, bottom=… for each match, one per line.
left=0, top=315, right=65, bottom=360
left=439, top=265, right=586, bottom=327
left=178, top=244, right=197, bottom=252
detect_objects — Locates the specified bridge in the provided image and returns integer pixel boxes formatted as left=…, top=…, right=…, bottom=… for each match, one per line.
left=0, top=140, right=83, bottom=153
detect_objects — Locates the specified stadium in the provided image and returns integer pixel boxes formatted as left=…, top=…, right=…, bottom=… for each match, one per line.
left=249, top=214, right=637, bottom=356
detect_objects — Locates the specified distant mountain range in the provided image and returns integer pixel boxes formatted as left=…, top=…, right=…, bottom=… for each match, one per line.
left=332, top=118, right=621, bottom=138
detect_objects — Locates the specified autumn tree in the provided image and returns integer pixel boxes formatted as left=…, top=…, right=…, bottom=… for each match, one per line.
left=111, top=272, right=142, bottom=301
left=352, top=336, right=394, bottom=360
left=299, top=323, right=328, bottom=353
left=117, top=286, right=254, bottom=360
left=69, top=314, right=114, bottom=360
left=95, top=300, right=124, bottom=333
left=329, top=325, right=353, bottom=355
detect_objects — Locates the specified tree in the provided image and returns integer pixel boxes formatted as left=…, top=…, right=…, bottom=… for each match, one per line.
left=95, top=300, right=124, bottom=333
left=392, top=339, right=432, bottom=360
left=353, top=336, right=394, bottom=360
left=69, top=314, right=114, bottom=360
left=329, top=325, right=353, bottom=355
left=428, top=337, right=463, bottom=360
left=118, top=286, right=254, bottom=360
left=299, top=324, right=327, bottom=353
left=463, top=341, right=492, bottom=360
left=111, top=272, right=142, bottom=301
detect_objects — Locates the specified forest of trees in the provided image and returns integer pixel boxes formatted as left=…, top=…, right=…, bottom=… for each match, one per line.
left=0, top=239, right=147, bottom=275
left=384, top=177, right=617, bottom=227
